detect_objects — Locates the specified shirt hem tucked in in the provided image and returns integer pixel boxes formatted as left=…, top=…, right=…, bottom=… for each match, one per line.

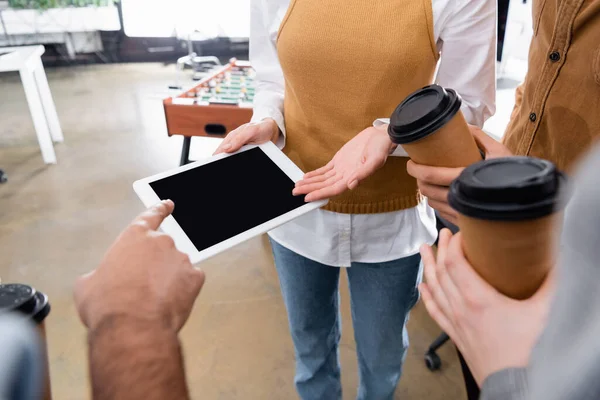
left=267, top=232, right=348, bottom=268
left=267, top=231, right=436, bottom=268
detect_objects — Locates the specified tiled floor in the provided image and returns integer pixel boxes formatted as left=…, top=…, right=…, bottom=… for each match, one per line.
left=0, top=62, right=498, bottom=399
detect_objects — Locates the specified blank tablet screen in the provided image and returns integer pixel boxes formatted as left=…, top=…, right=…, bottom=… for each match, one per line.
left=149, top=147, right=307, bottom=252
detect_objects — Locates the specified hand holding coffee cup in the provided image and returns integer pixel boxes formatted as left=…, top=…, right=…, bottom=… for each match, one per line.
left=388, top=84, right=482, bottom=168
left=447, top=157, right=568, bottom=299
left=294, top=85, right=485, bottom=201
left=406, top=126, right=514, bottom=225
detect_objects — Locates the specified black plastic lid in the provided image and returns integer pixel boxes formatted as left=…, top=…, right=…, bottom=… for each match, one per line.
left=0, top=284, right=37, bottom=315
left=448, top=157, right=567, bottom=221
left=388, top=84, right=462, bottom=144
left=32, top=291, right=51, bottom=324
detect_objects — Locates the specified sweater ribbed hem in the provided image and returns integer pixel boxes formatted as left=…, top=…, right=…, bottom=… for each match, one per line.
left=322, top=192, right=422, bottom=214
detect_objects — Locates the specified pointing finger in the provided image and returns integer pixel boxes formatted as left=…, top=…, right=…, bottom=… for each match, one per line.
left=133, top=200, right=175, bottom=231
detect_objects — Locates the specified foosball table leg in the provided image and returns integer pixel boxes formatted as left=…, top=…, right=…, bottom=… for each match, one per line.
left=180, top=137, right=192, bottom=166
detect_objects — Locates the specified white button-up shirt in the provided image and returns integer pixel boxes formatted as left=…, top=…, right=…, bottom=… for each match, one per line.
left=251, top=0, right=497, bottom=267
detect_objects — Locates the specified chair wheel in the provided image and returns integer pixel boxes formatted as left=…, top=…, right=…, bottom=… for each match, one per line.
left=0, top=170, right=6, bottom=184
left=425, top=351, right=442, bottom=371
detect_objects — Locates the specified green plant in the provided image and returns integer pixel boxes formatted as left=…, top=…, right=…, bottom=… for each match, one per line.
left=8, top=0, right=112, bottom=9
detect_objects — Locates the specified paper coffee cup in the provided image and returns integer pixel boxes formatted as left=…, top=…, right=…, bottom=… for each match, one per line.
left=388, top=85, right=481, bottom=168
left=0, top=284, right=52, bottom=400
left=448, top=157, right=567, bottom=299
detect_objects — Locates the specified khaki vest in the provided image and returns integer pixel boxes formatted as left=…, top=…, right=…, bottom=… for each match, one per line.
left=277, top=0, right=438, bottom=214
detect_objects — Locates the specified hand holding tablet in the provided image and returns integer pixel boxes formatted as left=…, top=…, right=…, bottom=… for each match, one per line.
left=133, top=142, right=328, bottom=264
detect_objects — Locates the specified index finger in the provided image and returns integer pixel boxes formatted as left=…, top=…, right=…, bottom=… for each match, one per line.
left=293, top=174, right=343, bottom=196
left=304, top=179, right=347, bottom=202
left=303, top=161, right=334, bottom=179
left=406, top=160, right=463, bottom=187
left=133, top=200, right=175, bottom=231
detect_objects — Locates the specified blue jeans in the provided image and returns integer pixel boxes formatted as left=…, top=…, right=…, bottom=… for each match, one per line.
left=270, top=239, right=422, bottom=400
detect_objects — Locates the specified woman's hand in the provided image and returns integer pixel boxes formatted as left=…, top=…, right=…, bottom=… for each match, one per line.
left=419, top=229, right=554, bottom=386
left=293, top=125, right=395, bottom=201
left=214, top=118, right=279, bottom=155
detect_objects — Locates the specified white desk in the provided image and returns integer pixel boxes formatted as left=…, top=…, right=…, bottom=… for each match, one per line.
left=0, top=45, right=63, bottom=164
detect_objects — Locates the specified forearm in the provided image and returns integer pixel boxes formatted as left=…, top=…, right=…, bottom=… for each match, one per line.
left=249, top=0, right=286, bottom=145
left=88, top=316, right=189, bottom=400
left=480, top=368, right=529, bottom=400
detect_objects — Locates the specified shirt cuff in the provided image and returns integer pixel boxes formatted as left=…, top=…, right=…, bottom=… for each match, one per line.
left=373, top=118, right=409, bottom=157
left=480, top=368, right=529, bottom=400
left=251, top=107, right=286, bottom=150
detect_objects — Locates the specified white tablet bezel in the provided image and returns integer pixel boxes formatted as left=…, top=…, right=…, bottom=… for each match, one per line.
left=133, top=141, right=328, bottom=264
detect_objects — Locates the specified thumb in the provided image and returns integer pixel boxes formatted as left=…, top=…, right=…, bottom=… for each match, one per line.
left=187, top=268, right=206, bottom=300
left=471, top=126, right=496, bottom=152
left=470, top=126, right=511, bottom=159
left=520, top=268, right=556, bottom=333
left=73, top=272, right=95, bottom=327
left=228, top=124, right=261, bottom=152
left=528, top=267, right=556, bottom=307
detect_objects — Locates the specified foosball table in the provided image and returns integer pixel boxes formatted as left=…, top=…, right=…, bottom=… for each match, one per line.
left=163, top=59, right=256, bottom=165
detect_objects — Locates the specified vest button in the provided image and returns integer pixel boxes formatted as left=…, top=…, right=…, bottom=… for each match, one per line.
left=529, top=112, right=537, bottom=122
left=549, top=51, right=561, bottom=62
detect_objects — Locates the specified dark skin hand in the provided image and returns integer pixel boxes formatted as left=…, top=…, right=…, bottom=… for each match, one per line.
left=74, top=201, right=205, bottom=400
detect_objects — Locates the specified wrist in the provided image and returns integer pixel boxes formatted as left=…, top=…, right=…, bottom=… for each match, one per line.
left=262, top=118, right=280, bottom=142
left=88, top=314, right=187, bottom=400
left=88, top=312, right=175, bottom=339
left=375, top=124, right=397, bottom=154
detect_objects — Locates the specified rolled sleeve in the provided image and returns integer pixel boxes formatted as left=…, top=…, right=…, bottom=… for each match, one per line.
left=434, top=0, right=497, bottom=127
left=250, top=0, right=287, bottom=149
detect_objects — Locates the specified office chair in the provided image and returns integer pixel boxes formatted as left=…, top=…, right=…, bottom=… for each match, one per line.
left=425, top=332, right=449, bottom=371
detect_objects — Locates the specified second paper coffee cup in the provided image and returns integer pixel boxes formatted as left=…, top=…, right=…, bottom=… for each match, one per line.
left=388, top=84, right=481, bottom=167
left=448, top=157, right=567, bottom=299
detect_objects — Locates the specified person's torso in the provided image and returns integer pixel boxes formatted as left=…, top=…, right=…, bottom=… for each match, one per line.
left=503, top=0, right=600, bottom=172
left=277, top=0, right=438, bottom=214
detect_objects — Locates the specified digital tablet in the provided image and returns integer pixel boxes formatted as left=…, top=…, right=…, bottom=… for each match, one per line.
left=133, top=142, right=328, bottom=264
